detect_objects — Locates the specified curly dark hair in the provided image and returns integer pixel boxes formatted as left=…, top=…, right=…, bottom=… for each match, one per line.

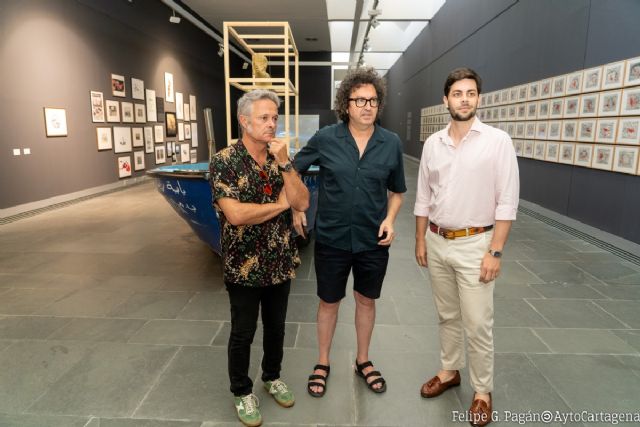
left=334, top=67, right=386, bottom=123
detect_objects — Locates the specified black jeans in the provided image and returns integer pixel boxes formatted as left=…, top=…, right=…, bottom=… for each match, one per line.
left=226, top=280, right=291, bottom=396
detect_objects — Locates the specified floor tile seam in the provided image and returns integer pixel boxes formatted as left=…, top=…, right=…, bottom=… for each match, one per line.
left=582, top=283, right=614, bottom=300
left=528, top=328, right=555, bottom=353
left=82, top=416, right=96, bottom=427
left=513, top=260, right=547, bottom=285
left=566, top=261, right=611, bottom=287
left=523, top=352, right=577, bottom=413
left=521, top=298, right=554, bottom=328
left=613, top=355, right=640, bottom=380
left=208, top=321, right=225, bottom=346
left=589, top=301, right=634, bottom=330
left=130, top=346, right=183, bottom=418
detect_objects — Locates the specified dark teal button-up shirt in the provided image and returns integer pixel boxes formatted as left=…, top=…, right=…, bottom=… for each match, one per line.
left=294, top=123, right=406, bottom=253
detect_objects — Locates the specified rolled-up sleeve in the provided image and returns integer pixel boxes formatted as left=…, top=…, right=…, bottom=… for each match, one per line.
left=413, top=140, right=432, bottom=218
left=494, top=135, right=520, bottom=220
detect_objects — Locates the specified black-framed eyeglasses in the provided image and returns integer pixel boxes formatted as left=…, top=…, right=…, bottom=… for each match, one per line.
left=348, top=97, right=380, bottom=108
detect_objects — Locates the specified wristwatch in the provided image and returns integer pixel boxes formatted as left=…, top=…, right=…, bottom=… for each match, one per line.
left=488, top=249, right=503, bottom=258
left=278, top=161, right=294, bottom=172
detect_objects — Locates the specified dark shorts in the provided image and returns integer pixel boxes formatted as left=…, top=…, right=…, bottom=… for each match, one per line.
left=314, top=241, right=390, bottom=303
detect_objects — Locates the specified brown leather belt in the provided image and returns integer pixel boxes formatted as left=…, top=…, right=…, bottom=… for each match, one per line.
left=429, top=222, right=493, bottom=240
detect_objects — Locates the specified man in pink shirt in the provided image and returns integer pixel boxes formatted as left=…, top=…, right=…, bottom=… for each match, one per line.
left=414, top=68, right=519, bottom=427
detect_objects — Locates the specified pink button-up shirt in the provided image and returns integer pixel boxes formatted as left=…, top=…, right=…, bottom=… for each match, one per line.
left=414, top=118, right=519, bottom=229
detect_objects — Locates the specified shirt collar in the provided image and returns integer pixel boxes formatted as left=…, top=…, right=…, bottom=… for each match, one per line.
left=337, top=122, right=386, bottom=142
left=439, top=117, right=484, bottom=144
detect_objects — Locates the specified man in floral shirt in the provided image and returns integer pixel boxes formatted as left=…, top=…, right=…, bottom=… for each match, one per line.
left=210, top=89, right=309, bottom=427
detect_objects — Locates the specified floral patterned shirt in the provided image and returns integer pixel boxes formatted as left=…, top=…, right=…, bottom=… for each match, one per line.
left=210, top=140, right=300, bottom=287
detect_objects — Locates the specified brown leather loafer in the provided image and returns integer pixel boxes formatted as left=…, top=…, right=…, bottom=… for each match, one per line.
left=420, top=370, right=461, bottom=398
left=469, top=393, right=492, bottom=426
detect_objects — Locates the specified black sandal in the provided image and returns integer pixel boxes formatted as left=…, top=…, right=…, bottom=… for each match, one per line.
left=355, top=360, right=387, bottom=393
left=307, top=364, right=330, bottom=398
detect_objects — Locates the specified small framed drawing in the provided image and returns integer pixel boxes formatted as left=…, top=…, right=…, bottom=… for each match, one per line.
left=577, top=119, right=596, bottom=142
left=43, top=107, right=68, bottom=137
left=597, top=90, right=622, bottom=116
left=549, top=99, right=564, bottom=119
left=144, top=127, right=154, bottom=153
left=526, top=102, right=538, bottom=120
left=562, top=120, right=577, bottom=141
left=509, top=87, right=518, bottom=103
left=545, top=142, right=559, bottom=162
left=574, top=144, right=593, bottom=167
left=592, top=145, right=614, bottom=170
left=517, top=103, right=526, bottom=119
left=533, top=140, right=546, bottom=160
left=90, top=91, right=105, bottom=122
left=613, top=146, right=639, bottom=174
left=500, top=89, right=509, bottom=104
left=146, top=89, right=157, bottom=122
left=508, top=105, right=517, bottom=121
left=189, top=95, right=197, bottom=120
left=565, top=71, right=582, bottom=95
left=559, top=143, right=575, bottom=164
left=515, top=122, right=525, bottom=138
left=518, top=85, right=528, bottom=102
left=134, top=103, right=146, bottom=123
left=121, top=102, right=134, bottom=123
left=165, top=112, right=177, bottom=137
left=579, top=94, right=598, bottom=117
left=537, top=100, right=550, bottom=119
left=552, top=75, right=566, bottom=97
left=528, top=81, right=540, bottom=101
left=96, top=127, right=112, bottom=150
left=164, top=72, right=174, bottom=103
left=617, top=117, right=640, bottom=144
left=484, top=93, right=493, bottom=107
left=595, top=119, right=618, bottom=144
left=492, top=107, right=499, bottom=120
left=154, top=145, right=166, bottom=165
left=547, top=121, right=561, bottom=140
left=113, top=127, right=132, bottom=153
left=536, top=121, right=548, bottom=140
left=525, top=122, right=536, bottom=139
left=131, top=78, right=145, bottom=100
left=581, top=67, right=602, bottom=92
left=620, top=87, right=640, bottom=115
left=540, top=79, right=552, bottom=99
left=624, top=56, right=640, bottom=87
left=184, top=123, right=191, bottom=139
left=178, top=122, right=185, bottom=141
left=493, top=92, right=500, bottom=105
left=602, top=60, right=625, bottom=90
left=563, top=96, right=579, bottom=118
left=176, top=92, right=184, bottom=119
left=132, top=127, right=144, bottom=147
left=190, top=149, right=198, bottom=164
left=500, top=107, right=507, bottom=120
left=134, top=151, right=145, bottom=171
left=184, top=104, right=190, bottom=121
left=180, top=143, right=190, bottom=163
left=154, top=124, right=164, bottom=143
left=191, top=122, right=198, bottom=147
left=117, top=156, right=132, bottom=178
left=106, top=100, right=120, bottom=122
left=513, top=139, right=523, bottom=156
left=506, top=123, right=515, bottom=137
left=523, top=140, right=534, bottom=158
left=111, top=74, right=126, bottom=97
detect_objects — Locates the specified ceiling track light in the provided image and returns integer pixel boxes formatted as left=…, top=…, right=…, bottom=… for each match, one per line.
left=371, top=17, right=380, bottom=29
left=169, top=9, right=181, bottom=24
left=217, top=43, right=224, bottom=57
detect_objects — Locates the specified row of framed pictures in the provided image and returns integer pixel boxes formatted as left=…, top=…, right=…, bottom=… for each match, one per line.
left=116, top=143, right=197, bottom=178
left=91, top=92, right=197, bottom=124
left=514, top=140, right=639, bottom=175
left=108, top=73, right=191, bottom=106
left=96, top=122, right=199, bottom=152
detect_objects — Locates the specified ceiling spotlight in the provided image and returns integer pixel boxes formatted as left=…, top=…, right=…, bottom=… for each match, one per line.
left=217, top=43, right=224, bottom=57
left=169, top=10, right=181, bottom=24
left=371, top=17, right=380, bottom=29
left=363, top=38, right=371, bottom=52
left=242, top=62, right=249, bottom=70
left=368, top=8, right=381, bottom=17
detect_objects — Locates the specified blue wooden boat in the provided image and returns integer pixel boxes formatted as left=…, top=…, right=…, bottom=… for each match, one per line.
left=147, top=161, right=318, bottom=255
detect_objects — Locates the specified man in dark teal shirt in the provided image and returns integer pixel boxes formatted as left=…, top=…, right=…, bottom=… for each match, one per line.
left=293, top=67, right=406, bottom=398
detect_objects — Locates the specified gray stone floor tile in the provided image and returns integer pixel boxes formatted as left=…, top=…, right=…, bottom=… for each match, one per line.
left=28, top=342, right=178, bottom=417
left=497, top=261, right=545, bottom=284
left=527, top=299, right=626, bottom=329
left=290, top=278, right=318, bottom=295
left=389, top=295, right=439, bottom=325
left=107, top=291, right=194, bottom=319
left=286, top=294, right=323, bottom=322
left=594, top=300, right=640, bottom=328
left=494, top=283, right=544, bottom=299
left=86, top=418, right=202, bottom=426
left=335, top=297, right=400, bottom=326
left=212, top=321, right=298, bottom=348
left=47, top=318, right=147, bottom=342
left=562, top=239, right=608, bottom=253
left=158, top=275, right=225, bottom=292
left=295, top=322, right=357, bottom=351
left=0, top=414, right=90, bottom=427
left=176, top=291, right=231, bottom=321
left=370, top=324, right=440, bottom=352
left=0, top=340, right=13, bottom=353
left=534, top=328, right=638, bottom=354
left=615, top=355, right=640, bottom=378
left=529, top=283, right=607, bottom=299
left=571, top=261, right=640, bottom=285
left=0, top=288, right=74, bottom=315
left=612, top=330, right=640, bottom=352
left=92, top=275, right=168, bottom=292
left=494, top=327, right=550, bottom=353
left=518, top=261, right=601, bottom=285
left=35, top=289, right=136, bottom=317
left=519, top=240, right=579, bottom=260
left=493, top=299, right=551, bottom=327
left=128, top=319, right=221, bottom=346
left=0, top=316, right=72, bottom=339
left=590, top=284, right=640, bottom=300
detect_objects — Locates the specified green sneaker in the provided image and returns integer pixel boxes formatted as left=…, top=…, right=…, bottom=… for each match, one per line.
left=233, top=393, right=261, bottom=427
left=264, top=379, right=295, bottom=407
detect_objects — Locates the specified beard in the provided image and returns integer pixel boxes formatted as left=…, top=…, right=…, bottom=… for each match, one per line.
left=448, top=106, right=476, bottom=122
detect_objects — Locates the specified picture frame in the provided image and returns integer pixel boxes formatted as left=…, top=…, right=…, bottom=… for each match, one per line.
left=617, top=117, right=640, bottom=145
left=565, top=71, right=582, bottom=95
left=537, top=100, right=550, bottom=119
left=508, top=105, right=517, bottom=121
left=533, top=140, right=546, bottom=160
left=156, top=97, right=165, bottom=122
left=574, top=144, right=593, bottom=167
left=43, top=107, right=68, bottom=137
left=165, top=112, right=177, bottom=137
left=146, top=89, right=157, bottom=122
left=144, top=127, right=154, bottom=153
left=509, top=87, right=518, bottom=103
left=111, top=73, right=126, bottom=97
left=493, top=92, right=500, bottom=105
left=545, top=142, right=559, bottom=162
left=132, top=127, right=144, bottom=147
left=90, top=91, right=105, bottom=122
left=166, top=142, right=175, bottom=160
left=562, top=120, right=577, bottom=141
left=134, top=151, right=145, bottom=171
left=184, top=123, right=191, bottom=139
left=597, top=90, right=622, bottom=116
left=500, top=89, right=509, bottom=104
left=549, top=99, right=563, bottom=119
left=624, top=56, right=640, bottom=87
left=154, top=145, right=166, bottom=164
left=547, top=121, right=561, bottom=140
left=506, top=123, right=515, bottom=137
left=539, top=79, right=552, bottom=99
left=579, top=93, right=598, bottom=117
left=500, top=107, right=507, bottom=120
left=117, top=156, right=132, bottom=178
left=134, top=103, right=146, bottom=123
left=528, top=81, right=540, bottom=101
left=518, top=85, right=528, bottom=102
left=96, top=127, right=112, bottom=151
left=517, top=103, right=526, bottom=120
left=121, top=102, right=134, bottom=123
left=552, top=75, right=566, bottom=97
left=577, top=119, right=596, bottom=142
left=154, top=125, right=165, bottom=143
left=513, top=139, right=523, bottom=156
left=184, top=104, right=190, bottom=121
left=106, top=100, right=120, bottom=122
left=523, top=140, right=534, bottom=158
left=526, top=102, right=538, bottom=120
left=164, top=72, right=174, bottom=103
left=536, top=121, right=548, bottom=140
left=190, top=95, right=197, bottom=121
left=190, top=149, right=198, bottom=164
left=602, top=60, right=625, bottom=90
left=592, top=145, right=614, bottom=170
left=515, top=122, right=525, bottom=138
left=612, top=146, right=639, bottom=174
left=525, top=122, right=536, bottom=139
left=581, top=67, right=602, bottom=92
left=559, top=143, right=575, bottom=164
left=131, top=78, right=145, bottom=100
left=176, top=92, right=184, bottom=120
left=563, top=96, right=580, bottom=118
left=620, top=87, right=640, bottom=115
left=595, top=119, right=618, bottom=144
left=178, top=122, right=185, bottom=141
left=191, top=122, right=198, bottom=147
left=113, top=127, right=132, bottom=153
left=180, top=143, right=190, bottom=163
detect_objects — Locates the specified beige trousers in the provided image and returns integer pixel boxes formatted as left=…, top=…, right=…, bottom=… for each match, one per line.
left=426, top=228, right=494, bottom=393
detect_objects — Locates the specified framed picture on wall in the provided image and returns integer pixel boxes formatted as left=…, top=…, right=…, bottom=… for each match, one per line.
left=537, top=100, right=550, bottom=119
left=517, top=103, right=526, bottom=119
left=624, top=56, right=640, bottom=87
left=562, top=120, right=577, bottom=141
left=144, top=127, right=154, bottom=153
left=131, top=78, right=144, bottom=100
left=518, top=85, right=528, bottom=101
left=523, top=140, right=534, bottom=158
left=96, top=127, right=112, bottom=150
left=549, top=99, right=563, bottom=119
left=180, top=143, right=190, bottom=163
left=43, top=107, right=68, bottom=137
left=620, top=87, right=640, bottom=115
left=592, top=145, right=614, bottom=170
left=164, top=72, right=174, bottom=103
left=536, top=121, right=548, bottom=140
left=178, top=122, right=185, bottom=141
left=602, top=60, right=625, bottom=90
left=106, top=100, right=120, bottom=122
left=134, top=104, right=146, bottom=123
left=515, top=122, right=525, bottom=138
left=547, top=121, right=561, bottom=140
left=597, top=90, right=622, bottom=116
left=581, top=67, right=602, bottom=92
left=508, top=105, right=517, bottom=121
left=577, top=119, right=596, bottom=142
left=146, top=89, right=157, bottom=122
left=559, top=143, right=575, bottom=164
left=154, top=124, right=164, bottom=143
left=500, top=89, right=509, bottom=104
left=156, top=97, right=165, bottom=122
left=132, top=127, right=144, bottom=147
left=540, top=79, right=552, bottom=99
left=134, top=151, right=145, bottom=171
left=565, top=71, right=582, bottom=95
left=117, top=156, right=132, bottom=178
left=191, top=122, right=198, bottom=147
left=155, top=145, right=166, bottom=164
left=533, top=140, right=546, bottom=160
left=545, top=142, right=559, bottom=162
left=90, top=91, right=105, bottom=122
left=617, top=117, right=640, bottom=144
left=176, top=93, right=184, bottom=120
left=552, top=75, right=566, bottom=97
left=111, top=73, right=126, bottom=97
left=190, top=149, right=198, bottom=164
left=563, top=96, right=579, bottom=118
left=526, top=102, right=538, bottom=120
left=165, top=112, right=177, bottom=137
left=579, top=94, right=598, bottom=117
left=184, top=123, right=191, bottom=139
left=528, top=81, right=540, bottom=101
left=574, top=144, right=593, bottom=167
left=184, top=104, right=190, bottom=121
left=190, top=95, right=197, bottom=120
left=509, top=87, right=518, bottom=103
left=500, top=107, right=507, bottom=120
left=595, top=119, right=618, bottom=144
left=513, top=139, right=523, bottom=156
left=613, top=146, right=639, bottom=174
left=113, top=127, right=132, bottom=153
left=121, top=102, right=134, bottom=123
left=525, top=122, right=536, bottom=139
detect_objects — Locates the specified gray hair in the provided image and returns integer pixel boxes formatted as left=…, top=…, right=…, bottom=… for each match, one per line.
left=237, top=89, right=281, bottom=120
